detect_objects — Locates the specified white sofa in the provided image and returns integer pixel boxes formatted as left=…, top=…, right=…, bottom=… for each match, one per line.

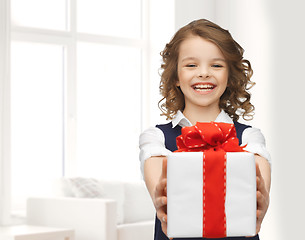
left=26, top=178, right=155, bottom=240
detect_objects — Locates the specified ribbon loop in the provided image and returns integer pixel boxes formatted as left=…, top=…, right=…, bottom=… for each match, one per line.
left=176, top=122, right=244, bottom=153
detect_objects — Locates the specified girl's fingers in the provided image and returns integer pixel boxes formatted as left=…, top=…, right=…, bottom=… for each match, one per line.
left=160, top=214, right=168, bottom=236
left=155, top=178, right=167, bottom=202
left=161, top=157, right=167, bottom=179
left=157, top=210, right=167, bottom=224
left=256, top=190, right=263, bottom=206
left=256, top=222, right=261, bottom=235
left=155, top=158, right=169, bottom=237
left=257, top=187, right=269, bottom=213
left=161, top=221, right=167, bottom=235
left=255, top=162, right=269, bottom=235
left=155, top=196, right=167, bottom=208
left=256, top=166, right=268, bottom=199
left=255, top=162, right=262, bottom=178
left=156, top=178, right=167, bottom=193
left=256, top=164, right=266, bottom=193
left=256, top=176, right=266, bottom=192
left=161, top=214, right=167, bottom=223
left=257, top=209, right=263, bottom=220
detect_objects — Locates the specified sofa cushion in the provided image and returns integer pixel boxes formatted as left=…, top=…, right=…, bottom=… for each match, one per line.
left=65, top=177, right=105, bottom=198
left=123, top=181, right=155, bottom=224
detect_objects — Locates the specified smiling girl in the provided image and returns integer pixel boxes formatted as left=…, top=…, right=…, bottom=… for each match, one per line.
left=139, top=19, right=271, bottom=240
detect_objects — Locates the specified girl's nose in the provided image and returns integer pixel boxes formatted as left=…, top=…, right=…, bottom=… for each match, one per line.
left=197, top=67, right=211, bottom=79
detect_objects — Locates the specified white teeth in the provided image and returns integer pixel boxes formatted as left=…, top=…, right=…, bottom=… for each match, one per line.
left=195, top=88, right=212, bottom=92
left=193, top=84, right=214, bottom=90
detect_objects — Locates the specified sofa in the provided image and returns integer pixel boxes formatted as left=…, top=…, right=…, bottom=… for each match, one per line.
left=26, top=178, right=155, bottom=240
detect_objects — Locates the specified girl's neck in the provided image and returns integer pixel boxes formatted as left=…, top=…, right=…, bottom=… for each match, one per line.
left=183, top=105, right=221, bottom=125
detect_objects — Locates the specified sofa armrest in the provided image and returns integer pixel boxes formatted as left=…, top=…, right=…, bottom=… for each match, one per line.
left=26, top=197, right=117, bottom=240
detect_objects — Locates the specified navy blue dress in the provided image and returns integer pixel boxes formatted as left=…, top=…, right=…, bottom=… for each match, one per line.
left=155, top=121, right=259, bottom=240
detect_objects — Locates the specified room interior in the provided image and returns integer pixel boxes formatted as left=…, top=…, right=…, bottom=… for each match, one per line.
left=1, top=0, right=305, bottom=239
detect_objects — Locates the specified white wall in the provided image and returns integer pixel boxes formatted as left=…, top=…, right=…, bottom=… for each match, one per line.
left=175, top=0, right=216, bottom=29
left=175, top=0, right=305, bottom=239
left=264, top=0, right=305, bottom=239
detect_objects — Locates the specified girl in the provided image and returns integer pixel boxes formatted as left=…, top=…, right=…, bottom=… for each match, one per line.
left=139, top=19, right=271, bottom=240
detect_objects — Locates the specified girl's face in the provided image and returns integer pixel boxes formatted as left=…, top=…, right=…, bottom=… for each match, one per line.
left=177, top=36, right=229, bottom=112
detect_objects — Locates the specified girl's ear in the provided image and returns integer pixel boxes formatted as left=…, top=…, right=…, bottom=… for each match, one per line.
left=176, top=80, right=180, bottom=87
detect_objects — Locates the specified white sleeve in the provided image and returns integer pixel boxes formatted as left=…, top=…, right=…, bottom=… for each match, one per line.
left=242, top=127, right=271, bottom=166
left=139, top=127, right=172, bottom=177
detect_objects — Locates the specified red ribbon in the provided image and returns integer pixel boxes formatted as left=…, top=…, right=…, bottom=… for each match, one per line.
left=175, top=122, right=245, bottom=238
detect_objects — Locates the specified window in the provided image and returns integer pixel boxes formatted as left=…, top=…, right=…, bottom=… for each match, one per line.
left=9, top=0, right=147, bottom=219
left=11, top=0, right=67, bottom=31
left=76, top=42, right=142, bottom=179
left=1, top=0, right=175, bottom=224
left=11, top=42, right=64, bottom=215
left=77, top=0, right=142, bottom=38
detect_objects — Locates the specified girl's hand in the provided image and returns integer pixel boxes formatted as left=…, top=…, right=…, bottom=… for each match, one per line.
left=154, top=157, right=168, bottom=235
left=256, top=162, right=270, bottom=234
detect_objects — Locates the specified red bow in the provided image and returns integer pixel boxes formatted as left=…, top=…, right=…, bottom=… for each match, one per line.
left=175, top=122, right=244, bottom=153
left=175, top=122, right=245, bottom=238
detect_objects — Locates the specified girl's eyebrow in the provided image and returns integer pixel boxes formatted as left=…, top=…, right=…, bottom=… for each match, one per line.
left=212, top=58, right=226, bottom=62
left=181, top=57, right=226, bottom=62
left=181, top=57, right=198, bottom=62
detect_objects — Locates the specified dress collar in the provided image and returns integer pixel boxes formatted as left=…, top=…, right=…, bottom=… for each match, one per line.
left=172, top=110, right=233, bottom=128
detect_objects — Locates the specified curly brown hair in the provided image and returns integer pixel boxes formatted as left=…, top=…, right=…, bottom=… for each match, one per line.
left=158, top=19, right=255, bottom=121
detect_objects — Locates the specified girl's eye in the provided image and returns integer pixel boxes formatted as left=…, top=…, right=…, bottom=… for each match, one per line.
left=186, top=64, right=197, bottom=68
left=212, top=64, right=223, bottom=68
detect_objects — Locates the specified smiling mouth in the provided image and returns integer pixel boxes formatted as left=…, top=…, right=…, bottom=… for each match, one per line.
left=192, top=83, right=216, bottom=92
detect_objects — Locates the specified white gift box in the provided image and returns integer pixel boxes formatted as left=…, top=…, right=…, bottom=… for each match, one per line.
left=167, top=151, right=256, bottom=238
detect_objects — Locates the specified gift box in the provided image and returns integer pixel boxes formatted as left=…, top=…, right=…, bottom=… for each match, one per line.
left=167, top=122, right=256, bottom=238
